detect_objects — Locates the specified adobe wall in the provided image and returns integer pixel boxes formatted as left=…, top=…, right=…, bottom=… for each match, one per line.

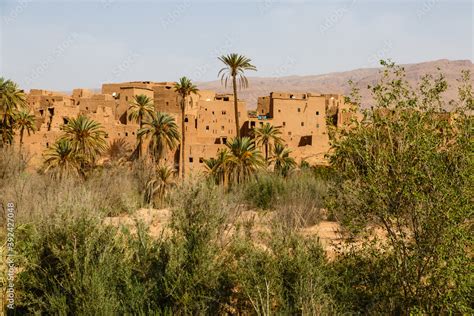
left=19, top=81, right=359, bottom=173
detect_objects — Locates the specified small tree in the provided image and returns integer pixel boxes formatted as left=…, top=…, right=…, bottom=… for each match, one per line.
left=225, top=137, right=264, bottom=184
left=60, top=115, right=107, bottom=166
left=43, top=139, right=85, bottom=179
left=329, top=61, right=473, bottom=313
left=0, top=78, right=26, bottom=146
left=138, top=111, right=180, bottom=164
left=254, top=123, right=282, bottom=162
left=271, top=143, right=295, bottom=177
left=145, top=164, right=176, bottom=207
left=14, top=109, right=36, bottom=151
left=128, top=94, right=155, bottom=159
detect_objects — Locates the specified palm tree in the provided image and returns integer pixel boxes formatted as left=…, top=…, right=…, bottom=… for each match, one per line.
left=253, top=123, right=283, bottom=162
left=218, top=54, right=257, bottom=137
left=104, top=138, right=131, bottom=166
left=145, top=164, right=176, bottom=206
left=225, top=137, right=264, bottom=183
left=174, top=77, right=199, bottom=179
left=271, top=143, right=296, bottom=177
left=203, top=148, right=231, bottom=185
left=60, top=115, right=107, bottom=165
left=0, top=78, right=26, bottom=146
left=138, top=111, right=180, bottom=164
left=128, top=94, right=154, bottom=159
left=43, top=139, right=84, bottom=179
left=14, top=109, right=36, bottom=150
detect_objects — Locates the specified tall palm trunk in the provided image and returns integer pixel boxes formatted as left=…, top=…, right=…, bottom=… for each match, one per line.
left=232, top=75, right=240, bottom=138
left=138, top=118, right=143, bottom=159
left=1, top=116, right=8, bottom=146
left=265, top=142, right=268, bottom=162
left=180, top=97, right=186, bottom=179
left=19, top=127, right=24, bottom=152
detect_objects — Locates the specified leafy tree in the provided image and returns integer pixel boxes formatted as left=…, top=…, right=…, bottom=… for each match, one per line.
left=43, top=139, right=85, bottom=179
left=128, top=94, right=155, bottom=159
left=138, top=111, right=180, bottom=164
left=218, top=54, right=257, bottom=137
left=0, top=78, right=26, bottom=146
left=174, top=77, right=199, bottom=179
left=60, top=115, right=107, bottom=166
left=254, top=122, right=283, bottom=162
left=224, top=137, right=264, bottom=184
left=271, top=143, right=295, bottom=177
left=329, top=61, right=473, bottom=313
left=14, top=109, right=36, bottom=150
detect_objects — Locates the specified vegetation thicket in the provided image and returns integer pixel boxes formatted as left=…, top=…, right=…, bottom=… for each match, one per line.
left=0, top=61, right=472, bottom=314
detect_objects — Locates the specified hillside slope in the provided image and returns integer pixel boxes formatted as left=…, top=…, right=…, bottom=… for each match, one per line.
left=198, top=59, right=473, bottom=109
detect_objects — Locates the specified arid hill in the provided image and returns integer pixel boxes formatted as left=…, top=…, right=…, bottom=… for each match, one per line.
left=198, top=59, right=473, bottom=109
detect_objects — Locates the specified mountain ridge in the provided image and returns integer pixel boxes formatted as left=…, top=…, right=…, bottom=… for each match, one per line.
left=198, top=59, right=473, bottom=109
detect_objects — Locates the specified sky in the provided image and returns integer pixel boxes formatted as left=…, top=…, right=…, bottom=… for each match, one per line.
left=0, top=0, right=472, bottom=91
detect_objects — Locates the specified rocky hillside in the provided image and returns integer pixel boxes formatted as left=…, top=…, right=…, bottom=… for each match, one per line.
left=198, top=59, right=473, bottom=109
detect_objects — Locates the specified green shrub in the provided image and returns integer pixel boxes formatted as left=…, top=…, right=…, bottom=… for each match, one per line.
left=230, top=227, right=338, bottom=314
left=15, top=213, right=150, bottom=314
left=328, top=62, right=473, bottom=313
left=243, top=173, right=285, bottom=210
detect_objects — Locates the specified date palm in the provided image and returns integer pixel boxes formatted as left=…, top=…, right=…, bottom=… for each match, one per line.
left=0, top=78, right=26, bottom=146
left=218, top=54, right=257, bottom=137
left=203, top=148, right=231, bottom=186
left=14, top=109, right=36, bottom=150
left=174, top=77, right=199, bottom=178
left=43, top=139, right=85, bottom=179
left=128, top=94, right=154, bottom=159
left=105, top=138, right=131, bottom=166
left=145, top=164, right=176, bottom=206
left=225, top=137, right=264, bottom=183
left=254, top=123, right=283, bottom=162
left=271, top=143, right=296, bottom=177
left=138, top=111, right=180, bottom=164
left=60, top=115, right=107, bottom=165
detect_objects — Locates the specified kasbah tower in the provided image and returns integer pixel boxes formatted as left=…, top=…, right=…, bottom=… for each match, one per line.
left=21, top=80, right=359, bottom=174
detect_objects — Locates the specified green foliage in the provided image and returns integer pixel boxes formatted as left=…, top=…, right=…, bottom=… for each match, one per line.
left=230, top=228, right=338, bottom=314
left=127, top=94, right=154, bottom=128
left=329, top=61, right=473, bottom=313
left=271, top=143, right=296, bottom=176
left=218, top=54, right=257, bottom=90
left=174, top=76, right=199, bottom=178
left=253, top=122, right=283, bottom=161
left=243, top=173, right=285, bottom=210
left=204, top=137, right=265, bottom=186
left=224, top=137, right=265, bottom=183
left=13, top=109, right=36, bottom=147
left=161, top=181, right=234, bottom=313
left=138, top=111, right=180, bottom=163
left=144, top=164, right=176, bottom=207
left=241, top=170, right=327, bottom=229
left=43, top=138, right=85, bottom=179
left=60, top=115, right=107, bottom=166
left=0, top=78, right=27, bottom=146
left=2, top=64, right=473, bottom=315
left=218, top=53, right=257, bottom=137
left=16, top=214, right=150, bottom=314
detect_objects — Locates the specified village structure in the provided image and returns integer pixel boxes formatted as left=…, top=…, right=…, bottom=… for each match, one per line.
left=21, top=81, right=358, bottom=173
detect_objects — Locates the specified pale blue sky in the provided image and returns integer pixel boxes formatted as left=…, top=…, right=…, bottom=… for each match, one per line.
left=0, top=0, right=472, bottom=91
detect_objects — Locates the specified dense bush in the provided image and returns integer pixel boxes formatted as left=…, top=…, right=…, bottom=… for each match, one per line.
left=328, top=63, right=473, bottom=313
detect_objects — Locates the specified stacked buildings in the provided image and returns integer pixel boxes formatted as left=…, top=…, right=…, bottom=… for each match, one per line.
left=22, top=81, right=358, bottom=173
